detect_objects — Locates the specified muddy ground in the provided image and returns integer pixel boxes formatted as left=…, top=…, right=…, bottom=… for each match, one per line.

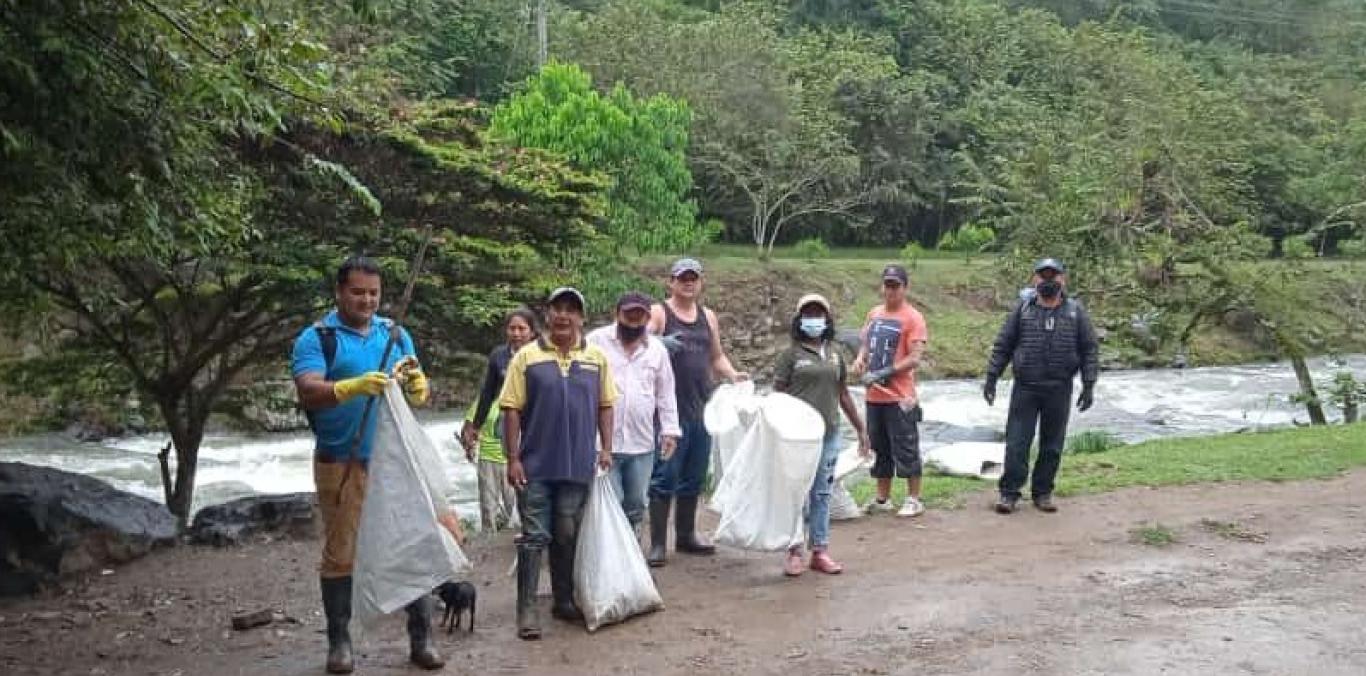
left=3, top=472, right=1364, bottom=676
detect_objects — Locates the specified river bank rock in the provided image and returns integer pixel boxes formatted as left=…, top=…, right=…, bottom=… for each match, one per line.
left=189, top=493, right=317, bottom=547
left=0, top=462, right=177, bottom=597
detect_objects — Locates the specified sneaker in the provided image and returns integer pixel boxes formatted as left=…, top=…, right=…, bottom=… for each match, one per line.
left=897, top=497, right=925, bottom=518
left=994, top=495, right=1018, bottom=514
left=1032, top=494, right=1058, bottom=513
left=808, top=550, right=844, bottom=575
left=864, top=498, right=896, bottom=515
left=783, top=547, right=805, bottom=577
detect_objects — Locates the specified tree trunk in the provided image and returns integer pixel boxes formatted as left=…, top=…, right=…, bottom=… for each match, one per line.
left=1289, top=354, right=1328, bottom=425
left=1346, top=402, right=1359, bottom=424
left=158, top=396, right=208, bottom=530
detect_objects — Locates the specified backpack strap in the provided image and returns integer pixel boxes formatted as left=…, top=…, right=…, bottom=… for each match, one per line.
left=305, top=321, right=338, bottom=435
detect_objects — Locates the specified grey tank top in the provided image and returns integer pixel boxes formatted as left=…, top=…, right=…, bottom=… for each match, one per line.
left=662, top=302, right=713, bottom=422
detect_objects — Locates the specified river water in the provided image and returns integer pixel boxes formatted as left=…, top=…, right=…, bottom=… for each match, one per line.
left=1, top=355, right=1361, bottom=520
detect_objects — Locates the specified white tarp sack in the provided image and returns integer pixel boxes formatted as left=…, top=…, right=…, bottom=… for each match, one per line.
left=352, top=381, right=471, bottom=627
left=924, top=441, right=1006, bottom=479
left=711, top=393, right=825, bottom=551
left=705, top=380, right=759, bottom=489
left=574, top=474, right=664, bottom=632
left=828, top=479, right=861, bottom=521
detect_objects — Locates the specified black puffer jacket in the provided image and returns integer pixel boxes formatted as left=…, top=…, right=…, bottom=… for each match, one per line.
left=985, top=296, right=1099, bottom=387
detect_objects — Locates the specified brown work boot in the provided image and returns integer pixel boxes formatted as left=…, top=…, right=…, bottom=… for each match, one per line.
left=1032, top=494, right=1058, bottom=513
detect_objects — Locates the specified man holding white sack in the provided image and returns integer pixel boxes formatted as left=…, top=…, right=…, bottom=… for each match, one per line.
left=501, top=286, right=618, bottom=640
left=587, top=291, right=681, bottom=534
left=291, top=256, right=448, bottom=673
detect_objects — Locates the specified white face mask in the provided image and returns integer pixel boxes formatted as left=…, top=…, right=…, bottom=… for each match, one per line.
left=799, top=317, right=827, bottom=338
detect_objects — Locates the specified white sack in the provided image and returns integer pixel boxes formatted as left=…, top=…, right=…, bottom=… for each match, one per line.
left=574, top=474, right=664, bottom=632
left=705, top=380, right=759, bottom=489
left=352, top=381, right=470, bottom=627
left=711, top=393, right=825, bottom=551
left=828, top=479, right=862, bottom=521
left=923, top=441, right=1006, bottom=479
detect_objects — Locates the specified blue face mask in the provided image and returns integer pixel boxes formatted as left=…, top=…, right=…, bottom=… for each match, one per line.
left=799, top=317, right=827, bottom=338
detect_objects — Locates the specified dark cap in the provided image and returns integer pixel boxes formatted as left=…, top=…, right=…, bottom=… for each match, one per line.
left=547, top=286, right=586, bottom=311
left=670, top=258, right=704, bottom=278
left=882, top=263, right=908, bottom=285
left=1033, top=258, right=1067, bottom=274
left=615, top=291, right=653, bottom=312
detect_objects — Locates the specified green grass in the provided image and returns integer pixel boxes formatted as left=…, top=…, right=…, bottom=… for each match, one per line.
left=848, top=422, right=1366, bottom=510
left=1066, top=430, right=1125, bottom=454
left=1131, top=523, right=1178, bottom=547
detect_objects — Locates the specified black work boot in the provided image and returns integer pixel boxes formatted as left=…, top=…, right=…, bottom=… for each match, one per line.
left=647, top=497, right=671, bottom=567
left=994, top=495, right=1018, bottom=514
left=674, top=496, right=715, bottom=555
left=405, top=595, right=444, bottom=670
left=1032, top=494, right=1058, bottom=513
left=319, top=577, right=354, bottom=674
left=515, top=544, right=542, bottom=640
left=548, top=540, right=583, bottom=623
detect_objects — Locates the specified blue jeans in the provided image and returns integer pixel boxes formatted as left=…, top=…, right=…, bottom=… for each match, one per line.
left=610, top=453, right=654, bottom=528
left=804, top=430, right=842, bottom=550
left=517, top=480, right=588, bottom=550
left=650, top=418, right=711, bottom=499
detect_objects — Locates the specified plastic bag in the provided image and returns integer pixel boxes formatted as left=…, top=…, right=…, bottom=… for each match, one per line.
left=704, top=380, right=759, bottom=487
left=923, top=441, right=1005, bottom=479
left=574, top=474, right=664, bottom=632
left=710, top=393, right=825, bottom=551
left=828, top=479, right=862, bottom=521
left=352, top=381, right=471, bottom=627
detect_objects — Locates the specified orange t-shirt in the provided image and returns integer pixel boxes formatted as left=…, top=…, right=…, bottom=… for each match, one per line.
left=862, top=303, right=928, bottom=404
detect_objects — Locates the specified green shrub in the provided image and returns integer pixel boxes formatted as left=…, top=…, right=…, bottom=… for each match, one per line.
left=1283, top=235, right=1315, bottom=259
left=793, top=237, right=831, bottom=261
left=1066, top=429, right=1124, bottom=454
left=901, top=241, right=926, bottom=269
left=936, top=223, right=996, bottom=261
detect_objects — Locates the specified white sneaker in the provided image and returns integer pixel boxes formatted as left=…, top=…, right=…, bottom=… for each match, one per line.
left=897, top=497, right=925, bottom=518
left=864, top=498, right=897, bottom=515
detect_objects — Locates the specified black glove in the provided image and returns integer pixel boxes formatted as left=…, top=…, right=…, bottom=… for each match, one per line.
left=1077, top=384, right=1095, bottom=412
left=859, top=367, right=894, bottom=387
left=983, top=377, right=997, bottom=406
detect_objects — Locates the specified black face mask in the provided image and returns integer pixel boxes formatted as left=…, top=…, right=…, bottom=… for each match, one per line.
left=618, top=323, right=646, bottom=342
left=1036, top=280, right=1063, bottom=298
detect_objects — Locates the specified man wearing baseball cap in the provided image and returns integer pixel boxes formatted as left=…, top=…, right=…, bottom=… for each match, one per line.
left=982, top=258, right=1099, bottom=514
left=645, top=257, right=747, bottom=567
left=588, top=291, right=682, bottom=535
left=499, top=286, right=617, bottom=639
left=852, top=263, right=930, bottom=518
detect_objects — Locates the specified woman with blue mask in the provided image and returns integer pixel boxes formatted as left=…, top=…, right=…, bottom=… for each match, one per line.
left=772, top=294, right=871, bottom=577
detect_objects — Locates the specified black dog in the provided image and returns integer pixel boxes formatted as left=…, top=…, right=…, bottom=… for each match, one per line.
left=434, top=581, right=477, bottom=633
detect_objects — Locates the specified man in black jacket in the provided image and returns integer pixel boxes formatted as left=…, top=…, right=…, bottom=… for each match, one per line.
left=983, top=258, right=1099, bottom=514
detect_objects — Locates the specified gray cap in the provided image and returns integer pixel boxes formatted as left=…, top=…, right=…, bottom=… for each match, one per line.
left=882, top=263, right=908, bottom=285
left=547, top=286, right=586, bottom=311
left=670, top=258, right=704, bottom=277
left=1033, top=258, right=1067, bottom=274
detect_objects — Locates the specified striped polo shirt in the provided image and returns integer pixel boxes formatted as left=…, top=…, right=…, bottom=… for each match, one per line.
left=498, top=336, right=618, bottom=482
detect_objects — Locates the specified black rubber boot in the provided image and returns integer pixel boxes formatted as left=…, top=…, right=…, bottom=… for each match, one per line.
left=320, top=577, right=354, bottom=674
left=674, top=496, right=715, bottom=555
left=405, top=595, right=444, bottom=670
left=647, top=497, right=670, bottom=568
left=516, top=544, right=542, bottom=640
left=548, top=539, right=583, bottom=623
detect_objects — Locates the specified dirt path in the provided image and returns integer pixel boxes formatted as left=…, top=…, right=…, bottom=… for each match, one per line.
left=4, top=473, right=1365, bottom=676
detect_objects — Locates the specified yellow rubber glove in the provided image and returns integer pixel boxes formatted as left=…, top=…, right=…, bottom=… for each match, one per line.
left=333, top=372, right=389, bottom=403
left=403, top=369, right=430, bottom=406
left=390, top=355, right=429, bottom=406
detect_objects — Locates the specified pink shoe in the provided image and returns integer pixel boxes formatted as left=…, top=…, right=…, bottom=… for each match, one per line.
left=783, top=547, right=805, bottom=577
left=809, top=550, right=843, bottom=574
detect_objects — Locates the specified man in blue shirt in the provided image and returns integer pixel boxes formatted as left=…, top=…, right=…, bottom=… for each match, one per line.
left=291, top=256, right=441, bottom=673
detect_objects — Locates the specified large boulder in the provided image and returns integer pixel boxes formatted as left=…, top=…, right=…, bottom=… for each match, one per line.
left=189, top=492, right=317, bottom=546
left=0, top=462, right=178, bottom=596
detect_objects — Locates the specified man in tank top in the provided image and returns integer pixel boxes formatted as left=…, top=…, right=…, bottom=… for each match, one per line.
left=644, top=257, right=747, bottom=567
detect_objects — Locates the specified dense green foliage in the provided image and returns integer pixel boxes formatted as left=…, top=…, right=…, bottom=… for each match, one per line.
left=490, top=63, right=704, bottom=253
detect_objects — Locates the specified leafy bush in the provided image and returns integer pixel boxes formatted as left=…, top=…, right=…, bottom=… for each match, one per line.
left=1282, top=236, right=1316, bottom=259
left=937, top=223, right=996, bottom=261
left=901, top=241, right=926, bottom=269
left=793, top=237, right=831, bottom=261
left=1066, top=429, right=1124, bottom=454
